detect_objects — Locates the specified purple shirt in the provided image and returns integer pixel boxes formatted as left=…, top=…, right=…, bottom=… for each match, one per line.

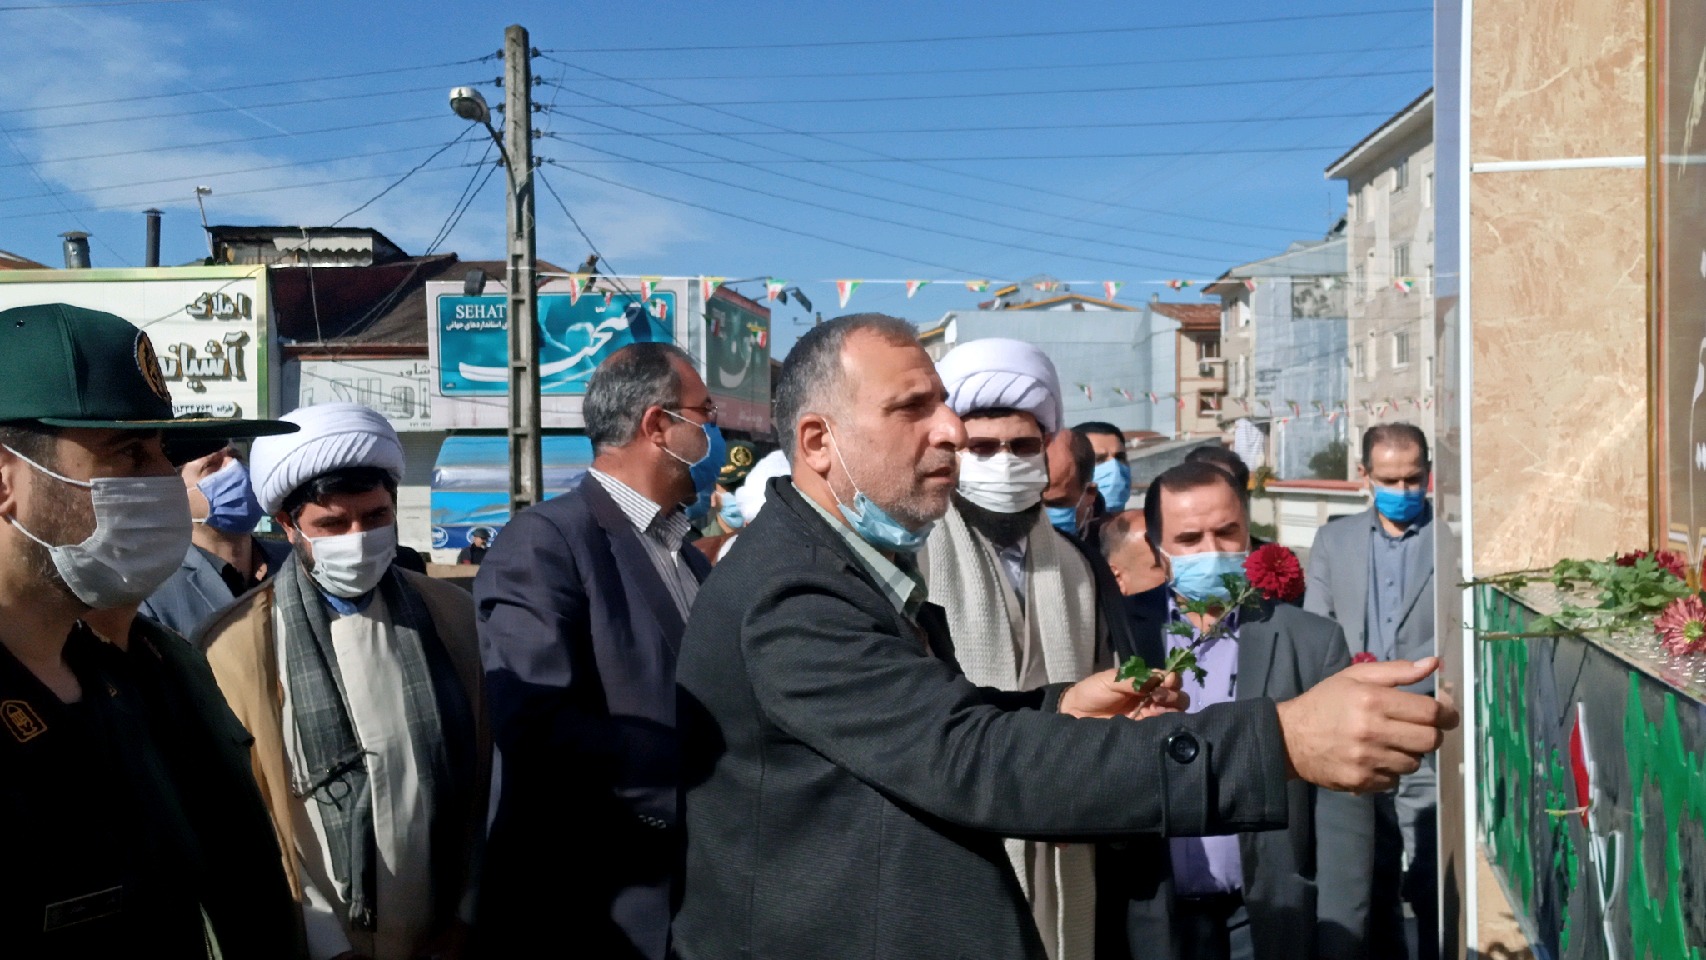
left=1166, top=596, right=1244, bottom=896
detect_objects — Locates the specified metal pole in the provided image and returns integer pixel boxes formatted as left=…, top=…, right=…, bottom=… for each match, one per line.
left=504, top=24, right=543, bottom=515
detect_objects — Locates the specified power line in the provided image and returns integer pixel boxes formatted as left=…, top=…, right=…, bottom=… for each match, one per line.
left=0, top=117, right=130, bottom=265
left=547, top=126, right=1251, bottom=264
left=0, top=161, right=489, bottom=224
left=8, top=55, right=499, bottom=115
left=8, top=83, right=452, bottom=135
left=0, top=114, right=447, bottom=171
left=547, top=57, right=1329, bottom=237
left=540, top=8, right=1432, bottom=53
left=542, top=68, right=1433, bottom=108
left=541, top=151, right=1195, bottom=273
left=331, top=129, right=477, bottom=227
left=566, top=44, right=1433, bottom=83
left=0, top=0, right=207, bottom=9
left=0, top=139, right=473, bottom=205
left=542, top=160, right=994, bottom=276
left=542, top=111, right=1397, bottom=139
left=546, top=143, right=1365, bottom=164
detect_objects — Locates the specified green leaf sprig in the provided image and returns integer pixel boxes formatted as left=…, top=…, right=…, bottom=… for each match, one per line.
left=1466, top=554, right=1695, bottom=639
left=1116, top=572, right=1264, bottom=686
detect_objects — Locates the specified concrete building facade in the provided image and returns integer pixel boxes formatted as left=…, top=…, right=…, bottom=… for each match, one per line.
left=1327, top=91, right=1437, bottom=453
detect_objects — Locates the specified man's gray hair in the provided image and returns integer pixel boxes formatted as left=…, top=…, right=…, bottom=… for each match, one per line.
left=584, top=342, right=692, bottom=451
left=773, top=313, right=920, bottom=458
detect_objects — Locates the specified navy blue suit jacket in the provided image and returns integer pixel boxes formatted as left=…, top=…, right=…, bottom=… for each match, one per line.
left=474, top=473, right=711, bottom=960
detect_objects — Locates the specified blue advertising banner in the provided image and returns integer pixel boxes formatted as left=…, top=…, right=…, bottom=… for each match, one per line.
left=430, top=435, right=595, bottom=551
left=437, top=289, right=676, bottom=396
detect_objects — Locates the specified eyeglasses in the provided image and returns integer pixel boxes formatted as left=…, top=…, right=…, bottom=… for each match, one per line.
left=667, top=401, right=719, bottom=424
left=964, top=436, right=1045, bottom=458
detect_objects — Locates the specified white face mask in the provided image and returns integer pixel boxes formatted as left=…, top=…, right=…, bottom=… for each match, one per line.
left=2, top=444, right=191, bottom=609
left=303, top=524, right=397, bottom=598
left=956, top=449, right=1049, bottom=514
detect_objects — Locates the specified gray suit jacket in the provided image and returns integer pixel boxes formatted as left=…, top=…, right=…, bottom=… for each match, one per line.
left=1101, top=593, right=1374, bottom=960
left=1303, top=506, right=1435, bottom=695
left=141, top=540, right=290, bottom=642
left=675, top=480, right=1292, bottom=960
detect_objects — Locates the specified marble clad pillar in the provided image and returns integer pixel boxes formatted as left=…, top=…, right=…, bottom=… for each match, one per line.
left=1467, top=0, right=1649, bottom=574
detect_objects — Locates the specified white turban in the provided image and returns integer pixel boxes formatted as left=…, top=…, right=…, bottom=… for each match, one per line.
left=735, top=450, right=790, bottom=524
left=250, top=402, right=405, bottom=513
left=936, top=337, right=1063, bottom=434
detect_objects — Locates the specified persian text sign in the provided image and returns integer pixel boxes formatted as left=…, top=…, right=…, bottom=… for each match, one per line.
left=293, top=358, right=432, bottom=431
left=0, top=269, right=271, bottom=418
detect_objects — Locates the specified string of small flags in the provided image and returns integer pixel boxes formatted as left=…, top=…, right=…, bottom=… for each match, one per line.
left=1068, top=391, right=1439, bottom=418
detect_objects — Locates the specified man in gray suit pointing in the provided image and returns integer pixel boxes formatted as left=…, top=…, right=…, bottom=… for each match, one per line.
left=675, top=317, right=1457, bottom=960
left=1305, top=422, right=1437, bottom=960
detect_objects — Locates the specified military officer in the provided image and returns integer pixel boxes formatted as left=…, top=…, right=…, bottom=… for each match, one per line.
left=0, top=303, right=301, bottom=958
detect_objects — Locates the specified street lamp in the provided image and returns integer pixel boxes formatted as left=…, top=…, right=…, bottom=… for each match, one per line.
left=447, top=26, right=542, bottom=519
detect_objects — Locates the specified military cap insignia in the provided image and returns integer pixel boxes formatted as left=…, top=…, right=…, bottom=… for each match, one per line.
left=134, top=332, right=171, bottom=402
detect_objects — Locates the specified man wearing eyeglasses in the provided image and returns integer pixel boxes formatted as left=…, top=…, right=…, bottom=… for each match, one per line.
left=473, top=342, right=720, bottom=960
left=919, top=338, right=1129, bottom=960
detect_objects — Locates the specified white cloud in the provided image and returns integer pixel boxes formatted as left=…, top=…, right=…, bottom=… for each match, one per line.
left=0, top=7, right=705, bottom=265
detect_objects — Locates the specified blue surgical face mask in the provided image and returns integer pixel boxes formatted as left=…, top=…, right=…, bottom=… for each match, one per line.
left=720, top=496, right=746, bottom=530
left=826, top=427, right=933, bottom=553
left=1093, top=457, right=1132, bottom=510
left=197, top=458, right=264, bottom=534
left=1372, top=484, right=1427, bottom=525
left=1046, top=504, right=1079, bottom=536
left=1165, top=549, right=1248, bottom=603
left=664, top=411, right=727, bottom=522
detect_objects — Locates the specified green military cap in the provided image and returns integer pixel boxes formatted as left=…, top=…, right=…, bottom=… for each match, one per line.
left=719, top=439, right=759, bottom=487
left=0, top=303, right=295, bottom=439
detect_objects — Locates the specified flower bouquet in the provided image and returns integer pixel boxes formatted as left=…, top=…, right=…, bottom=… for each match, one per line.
left=1115, top=543, right=1305, bottom=684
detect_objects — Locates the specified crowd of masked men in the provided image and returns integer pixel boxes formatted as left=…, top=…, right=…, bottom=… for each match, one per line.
left=0, top=303, right=1453, bottom=960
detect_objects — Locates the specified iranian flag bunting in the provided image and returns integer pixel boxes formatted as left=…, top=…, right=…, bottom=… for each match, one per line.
left=700, top=276, right=724, bottom=301
left=905, top=280, right=928, bottom=299
left=765, top=279, right=786, bottom=301
left=836, top=280, right=862, bottom=309
left=1103, top=281, right=1122, bottom=301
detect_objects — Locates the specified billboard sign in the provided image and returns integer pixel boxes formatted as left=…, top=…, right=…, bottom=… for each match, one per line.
left=430, top=435, right=594, bottom=550
left=704, top=288, right=771, bottom=435
left=290, top=357, right=433, bottom=431
left=0, top=267, right=273, bottom=418
left=427, top=276, right=697, bottom=429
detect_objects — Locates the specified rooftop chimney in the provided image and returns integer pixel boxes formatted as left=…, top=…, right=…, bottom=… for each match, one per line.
left=60, top=231, right=90, bottom=269
left=144, top=209, right=161, bottom=268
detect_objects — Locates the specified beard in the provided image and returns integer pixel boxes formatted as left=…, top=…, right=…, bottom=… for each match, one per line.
left=954, top=494, right=1041, bottom=549
left=14, top=472, right=94, bottom=607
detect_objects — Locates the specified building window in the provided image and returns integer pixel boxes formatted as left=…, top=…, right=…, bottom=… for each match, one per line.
left=1423, top=170, right=1434, bottom=207
left=1354, top=343, right=1367, bottom=379
left=1354, top=263, right=1367, bottom=301
left=1197, top=337, right=1221, bottom=361
left=1395, top=157, right=1409, bottom=192
left=1347, top=193, right=1358, bottom=222
left=1198, top=394, right=1222, bottom=416
left=1424, top=353, right=1435, bottom=389
left=1237, top=299, right=1251, bottom=327
left=1237, top=356, right=1249, bottom=395
left=1393, top=331, right=1413, bottom=367
left=1393, top=243, right=1412, bottom=280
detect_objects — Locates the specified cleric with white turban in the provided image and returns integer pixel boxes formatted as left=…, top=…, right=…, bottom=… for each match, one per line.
left=923, top=335, right=1105, bottom=960
left=250, top=401, right=405, bottom=514
left=935, top=337, right=1063, bottom=434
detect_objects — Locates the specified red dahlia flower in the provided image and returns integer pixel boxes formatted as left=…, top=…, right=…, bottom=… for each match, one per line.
left=1655, top=594, right=1706, bottom=656
left=1244, top=543, right=1305, bottom=603
left=1616, top=550, right=1688, bottom=580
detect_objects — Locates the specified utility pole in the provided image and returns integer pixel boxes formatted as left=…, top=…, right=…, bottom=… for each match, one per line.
left=503, top=24, right=543, bottom=516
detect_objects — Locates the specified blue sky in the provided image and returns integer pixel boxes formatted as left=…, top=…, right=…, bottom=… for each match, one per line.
left=0, top=0, right=1431, bottom=356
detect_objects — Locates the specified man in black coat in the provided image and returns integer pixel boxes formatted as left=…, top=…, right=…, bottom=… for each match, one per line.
left=1097, top=464, right=1373, bottom=960
left=673, top=314, right=1457, bottom=960
left=475, top=343, right=719, bottom=960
